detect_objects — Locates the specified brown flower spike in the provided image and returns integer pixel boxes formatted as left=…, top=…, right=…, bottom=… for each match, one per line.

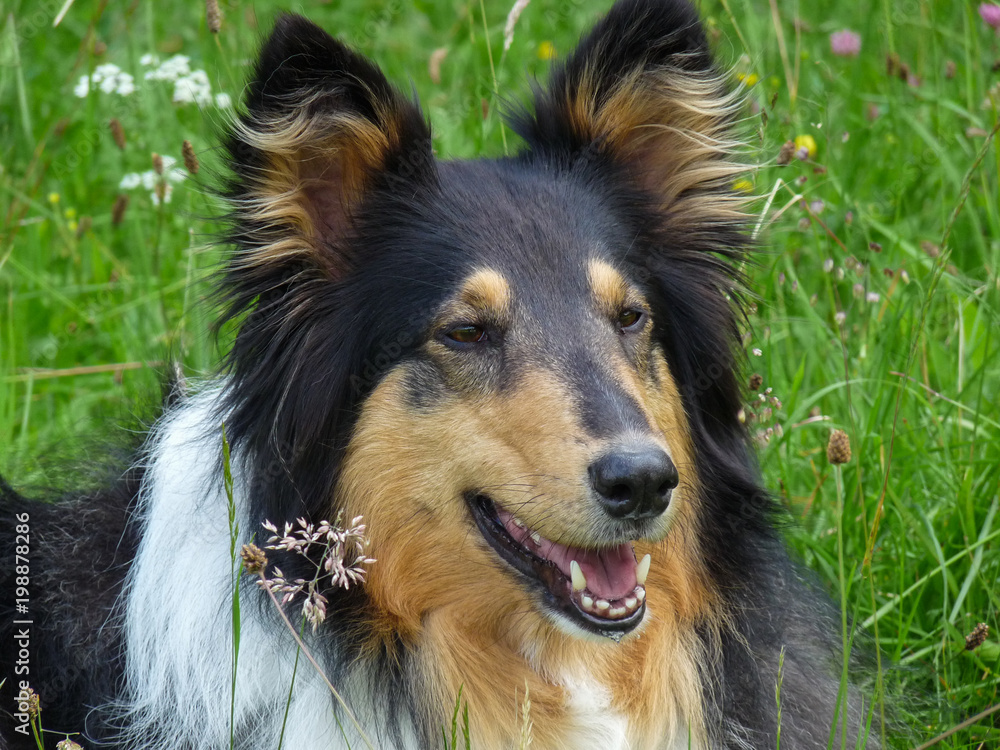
left=241, top=543, right=268, bottom=574
left=827, top=429, right=851, bottom=465
left=965, top=622, right=989, bottom=651
left=206, top=0, right=221, bottom=33
left=182, top=140, right=199, bottom=175
left=109, top=118, right=126, bottom=150
left=776, top=140, right=796, bottom=166
left=111, top=194, right=129, bottom=226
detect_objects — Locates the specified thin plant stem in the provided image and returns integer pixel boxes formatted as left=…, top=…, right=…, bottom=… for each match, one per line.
left=257, top=572, right=376, bottom=750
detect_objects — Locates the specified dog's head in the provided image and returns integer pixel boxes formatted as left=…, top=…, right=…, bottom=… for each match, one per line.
left=221, top=0, right=753, bottom=645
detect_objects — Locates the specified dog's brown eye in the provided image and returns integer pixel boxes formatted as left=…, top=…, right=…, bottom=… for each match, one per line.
left=617, top=309, right=644, bottom=331
left=446, top=325, right=487, bottom=344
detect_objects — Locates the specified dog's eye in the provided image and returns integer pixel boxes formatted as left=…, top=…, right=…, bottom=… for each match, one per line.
left=445, top=325, right=487, bottom=345
left=617, top=309, right=645, bottom=332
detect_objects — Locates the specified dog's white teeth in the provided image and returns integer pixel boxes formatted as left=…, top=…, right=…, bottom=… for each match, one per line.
left=609, top=605, right=627, bottom=618
left=595, top=598, right=610, bottom=612
left=635, top=586, right=646, bottom=602
left=624, top=596, right=638, bottom=610
left=636, top=553, right=651, bottom=586
left=581, top=595, right=594, bottom=611
left=570, top=560, right=587, bottom=592
left=530, top=531, right=542, bottom=545
left=512, top=516, right=526, bottom=529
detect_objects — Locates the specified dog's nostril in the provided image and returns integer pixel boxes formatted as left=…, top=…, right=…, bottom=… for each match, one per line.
left=590, top=448, right=678, bottom=521
left=608, top=484, right=632, bottom=504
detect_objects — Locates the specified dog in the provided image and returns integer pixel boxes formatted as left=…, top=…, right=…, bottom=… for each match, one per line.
left=1, top=1, right=881, bottom=747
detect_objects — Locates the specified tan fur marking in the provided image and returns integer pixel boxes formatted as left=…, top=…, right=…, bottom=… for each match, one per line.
left=337, top=343, right=717, bottom=747
left=587, top=259, right=629, bottom=317
left=231, top=99, right=406, bottom=275
left=459, top=268, right=512, bottom=314
left=564, top=65, right=749, bottom=225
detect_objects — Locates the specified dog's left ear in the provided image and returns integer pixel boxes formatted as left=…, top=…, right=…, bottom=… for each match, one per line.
left=223, top=14, right=433, bottom=291
left=512, top=0, right=744, bottom=225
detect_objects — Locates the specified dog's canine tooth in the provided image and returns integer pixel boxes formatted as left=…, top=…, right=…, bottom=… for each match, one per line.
left=636, top=553, right=651, bottom=586
left=570, top=560, right=587, bottom=592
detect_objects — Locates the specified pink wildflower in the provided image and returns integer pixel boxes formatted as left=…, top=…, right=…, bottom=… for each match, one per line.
left=980, top=4, right=1000, bottom=30
left=830, top=30, right=861, bottom=57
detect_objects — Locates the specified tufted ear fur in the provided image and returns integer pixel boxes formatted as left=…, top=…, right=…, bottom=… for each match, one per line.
left=221, top=14, right=433, bottom=320
left=510, top=0, right=746, bottom=229
left=216, top=16, right=435, bottom=526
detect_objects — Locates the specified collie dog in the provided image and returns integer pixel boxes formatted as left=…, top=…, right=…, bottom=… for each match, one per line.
left=1, top=1, right=879, bottom=747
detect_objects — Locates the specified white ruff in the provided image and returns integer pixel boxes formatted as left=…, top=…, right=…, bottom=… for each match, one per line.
left=558, top=670, right=698, bottom=750
left=101, top=389, right=407, bottom=750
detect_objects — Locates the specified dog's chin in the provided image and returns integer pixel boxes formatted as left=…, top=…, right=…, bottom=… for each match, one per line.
left=466, top=493, right=654, bottom=642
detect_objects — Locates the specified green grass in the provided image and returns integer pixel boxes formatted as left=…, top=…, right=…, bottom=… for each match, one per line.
left=1, top=0, right=998, bottom=747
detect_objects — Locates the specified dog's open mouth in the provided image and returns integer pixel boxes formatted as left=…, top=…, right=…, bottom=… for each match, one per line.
left=467, top=494, right=648, bottom=640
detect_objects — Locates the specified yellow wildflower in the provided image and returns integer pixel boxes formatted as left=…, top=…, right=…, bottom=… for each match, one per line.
left=794, top=134, right=817, bottom=159
left=537, top=41, right=556, bottom=60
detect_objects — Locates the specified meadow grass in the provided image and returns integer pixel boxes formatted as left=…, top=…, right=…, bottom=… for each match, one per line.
left=1, top=0, right=998, bottom=747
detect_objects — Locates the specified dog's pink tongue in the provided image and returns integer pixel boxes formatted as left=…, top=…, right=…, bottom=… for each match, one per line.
left=541, top=540, right=637, bottom=601
left=498, top=509, right=637, bottom=600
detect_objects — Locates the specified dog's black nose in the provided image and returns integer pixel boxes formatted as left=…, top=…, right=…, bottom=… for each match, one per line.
left=590, top=448, right=678, bottom=520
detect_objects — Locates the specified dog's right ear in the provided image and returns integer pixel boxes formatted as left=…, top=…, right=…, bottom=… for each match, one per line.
left=223, top=15, right=432, bottom=297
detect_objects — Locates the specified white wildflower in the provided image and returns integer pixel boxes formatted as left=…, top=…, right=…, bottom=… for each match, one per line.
left=74, top=76, right=91, bottom=98
left=75, top=63, right=135, bottom=98
left=118, top=173, right=142, bottom=190
left=173, top=70, right=213, bottom=106
left=866, top=292, right=880, bottom=304
left=752, top=347, right=763, bottom=356
left=214, top=92, right=232, bottom=108
left=139, top=53, right=159, bottom=66
left=150, top=183, right=173, bottom=206
left=144, top=54, right=191, bottom=82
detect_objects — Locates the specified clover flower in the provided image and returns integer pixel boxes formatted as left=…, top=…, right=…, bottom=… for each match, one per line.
left=830, top=30, right=861, bottom=57
left=980, top=4, right=1000, bottom=30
